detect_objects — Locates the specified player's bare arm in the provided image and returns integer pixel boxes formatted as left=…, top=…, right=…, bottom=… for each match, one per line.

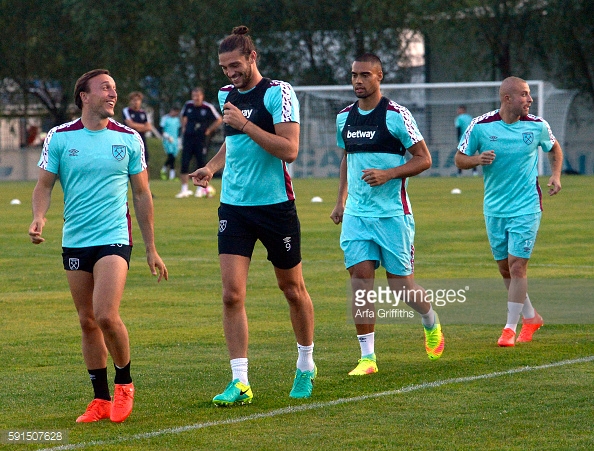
left=189, top=142, right=227, bottom=187
left=331, top=152, right=348, bottom=224
left=130, top=172, right=168, bottom=282
left=547, top=141, right=563, bottom=195
left=455, top=149, right=495, bottom=169
left=223, top=102, right=300, bottom=163
left=29, top=169, right=57, bottom=244
left=361, top=140, right=431, bottom=187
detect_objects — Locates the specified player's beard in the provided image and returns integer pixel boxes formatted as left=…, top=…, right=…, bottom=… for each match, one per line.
left=231, top=64, right=253, bottom=90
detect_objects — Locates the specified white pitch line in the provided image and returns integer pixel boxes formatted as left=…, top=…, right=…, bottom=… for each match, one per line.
left=41, top=355, right=594, bottom=451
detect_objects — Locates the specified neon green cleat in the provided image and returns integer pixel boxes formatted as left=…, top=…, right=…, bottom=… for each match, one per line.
left=424, top=313, right=445, bottom=360
left=212, top=379, right=253, bottom=406
left=348, top=354, right=378, bottom=376
left=289, top=366, right=317, bottom=399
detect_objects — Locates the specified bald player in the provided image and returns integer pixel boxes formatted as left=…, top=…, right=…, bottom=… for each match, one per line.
left=455, top=76, right=563, bottom=347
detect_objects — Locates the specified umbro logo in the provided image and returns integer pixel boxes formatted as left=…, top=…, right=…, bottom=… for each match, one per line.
left=489, top=136, right=498, bottom=141
left=68, top=149, right=79, bottom=157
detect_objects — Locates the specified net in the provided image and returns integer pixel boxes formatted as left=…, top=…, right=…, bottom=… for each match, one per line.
left=293, top=81, right=577, bottom=177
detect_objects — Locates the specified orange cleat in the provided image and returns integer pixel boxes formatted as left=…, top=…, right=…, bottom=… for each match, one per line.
left=75, top=399, right=112, bottom=423
left=497, top=328, right=516, bottom=347
left=110, top=383, right=135, bottom=423
left=517, top=311, right=544, bottom=343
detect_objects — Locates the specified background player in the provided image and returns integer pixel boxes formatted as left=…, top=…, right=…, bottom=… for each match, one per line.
left=176, top=87, right=222, bottom=198
left=454, top=105, right=476, bottom=176
left=160, top=105, right=181, bottom=181
left=122, top=91, right=152, bottom=166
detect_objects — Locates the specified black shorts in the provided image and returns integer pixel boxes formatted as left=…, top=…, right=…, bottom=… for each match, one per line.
left=62, top=244, right=132, bottom=273
left=218, top=200, right=302, bottom=270
left=181, top=134, right=206, bottom=173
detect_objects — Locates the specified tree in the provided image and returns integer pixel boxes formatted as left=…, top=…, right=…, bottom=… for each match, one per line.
left=533, top=0, right=594, bottom=102
left=415, top=1, right=545, bottom=81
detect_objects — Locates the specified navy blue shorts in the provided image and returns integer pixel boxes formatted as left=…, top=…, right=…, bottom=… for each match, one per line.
left=62, top=244, right=132, bottom=273
left=218, top=201, right=301, bottom=270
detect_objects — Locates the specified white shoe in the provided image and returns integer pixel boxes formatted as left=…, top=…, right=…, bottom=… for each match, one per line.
left=175, top=190, right=193, bottom=198
left=195, top=187, right=207, bottom=198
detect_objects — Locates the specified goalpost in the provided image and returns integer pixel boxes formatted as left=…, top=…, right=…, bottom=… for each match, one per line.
left=293, top=81, right=577, bottom=178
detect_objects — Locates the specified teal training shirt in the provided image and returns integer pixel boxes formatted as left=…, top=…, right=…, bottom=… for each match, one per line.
left=458, top=110, right=556, bottom=217
left=38, top=118, right=146, bottom=247
left=218, top=79, right=300, bottom=206
left=455, top=113, right=473, bottom=139
left=336, top=99, right=423, bottom=217
left=160, top=114, right=181, bottom=141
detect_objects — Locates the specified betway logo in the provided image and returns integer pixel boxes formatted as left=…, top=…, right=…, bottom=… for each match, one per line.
left=347, top=130, right=376, bottom=139
left=242, top=109, right=253, bottom=118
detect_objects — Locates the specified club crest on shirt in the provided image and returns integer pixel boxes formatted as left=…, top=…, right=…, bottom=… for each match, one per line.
left=522, top=132, right=534, bottom=145
left=112, top=145, right=127, bottom=161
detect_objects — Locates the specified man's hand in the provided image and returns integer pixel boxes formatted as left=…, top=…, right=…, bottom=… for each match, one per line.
left=28, top=217, right=46, bottom=244
left=147, top=250, right=168, bottom=282
left=222, top=102, right=248, bottom=131
left=361, top=168, right=392, bottom=186
left=478, top=150, right=496, bottom=165
left=189, top=166, right=213, bottom=187
left=330, top=204, right=345, bottom=225
left=547, top=175, right=562, bottom=196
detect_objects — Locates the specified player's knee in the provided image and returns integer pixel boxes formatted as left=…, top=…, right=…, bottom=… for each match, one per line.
left=94, top=313, right=121, bottom=333
left=222, top=288, right=245, bottom=308
left=280, top=281, right=307, bottom=305
left=78, top=314, right=99, bottom=334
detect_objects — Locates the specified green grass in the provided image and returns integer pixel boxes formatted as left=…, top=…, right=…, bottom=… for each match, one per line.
left=0, top=175, right=593, bottom=450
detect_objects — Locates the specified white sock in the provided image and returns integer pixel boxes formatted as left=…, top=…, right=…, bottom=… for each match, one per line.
left=161, top=166, right=166, bottom=172
left=181, top=183, right=188, bottom=192
left=522, top=294, right=535, bottom=319
left=505, top=302, right=524, bottom=332
left=169, top=169, right=175, bottom=180
left=296, top=343, right=315, bottom=371
left=230, top=358, right=249, bottom=385
left=421, top=305, right=436, bottom=328
left=357, top=332, right=375, bottom=357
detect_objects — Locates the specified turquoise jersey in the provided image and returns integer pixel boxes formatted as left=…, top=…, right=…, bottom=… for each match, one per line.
left=160, top=114, right=181, bottom=141
left=336, top=100, right=424, bottom=217
left=160, top=114, right=181, bottom=156
left=218, top=80, right=299, bottom=206
left=458, top=110, right=556, bottom=217
left=38, top=118, right=146, bottom=247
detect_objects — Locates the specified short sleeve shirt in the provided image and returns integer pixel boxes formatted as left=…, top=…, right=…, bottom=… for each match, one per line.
left=458, top=110, right=556, bottom=217
left=218, top=79, right=300, bottom=206
left=38, top=118, right=146, bottom=247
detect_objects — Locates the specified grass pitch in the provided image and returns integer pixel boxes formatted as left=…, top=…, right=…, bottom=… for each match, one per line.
left=0, top=174, right=593, bottom=450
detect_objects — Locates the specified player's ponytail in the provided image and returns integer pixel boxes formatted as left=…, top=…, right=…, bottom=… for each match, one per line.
left=219, top=25, right=256, bottom=56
